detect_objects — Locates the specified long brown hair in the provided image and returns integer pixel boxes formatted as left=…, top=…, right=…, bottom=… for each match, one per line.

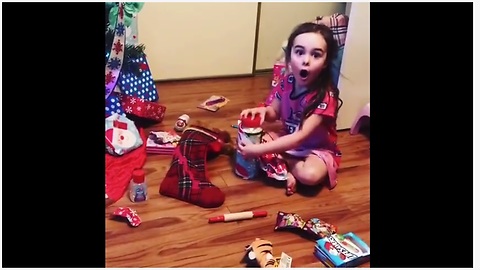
left=285, top=22, right=343, bottom=125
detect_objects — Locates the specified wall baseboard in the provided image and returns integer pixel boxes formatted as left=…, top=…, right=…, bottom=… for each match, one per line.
left=254, top=68, right=273, bottom=74
left=154, top=72, right=272, bottom=84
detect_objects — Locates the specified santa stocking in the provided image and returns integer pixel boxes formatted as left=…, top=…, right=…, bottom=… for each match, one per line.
left=106, top=126, right=147, bottom=205
left=160, top=126, right=225, bottom=208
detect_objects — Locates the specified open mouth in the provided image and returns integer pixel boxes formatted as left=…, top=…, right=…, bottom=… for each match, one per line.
left=299, top=69, right=309, bottom=79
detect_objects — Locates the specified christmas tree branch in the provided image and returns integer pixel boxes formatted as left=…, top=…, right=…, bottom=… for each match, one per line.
left=105, top=29, right=146, bottom=77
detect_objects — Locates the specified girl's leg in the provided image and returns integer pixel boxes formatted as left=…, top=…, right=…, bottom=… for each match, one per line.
left=286, top=156, right=328, bottom=186
left=285, top=150, right=338, bottom=189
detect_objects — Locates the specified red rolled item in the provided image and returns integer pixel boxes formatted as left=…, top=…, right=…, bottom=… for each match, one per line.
left=208, top=211, right=268, bottom=223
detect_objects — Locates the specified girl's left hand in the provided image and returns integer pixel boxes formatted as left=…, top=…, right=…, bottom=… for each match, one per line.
left=237, top=143, right=264, bottom=159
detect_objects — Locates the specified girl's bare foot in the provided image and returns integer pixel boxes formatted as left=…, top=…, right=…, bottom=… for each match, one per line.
left=286, top=172, right=297, bottom=196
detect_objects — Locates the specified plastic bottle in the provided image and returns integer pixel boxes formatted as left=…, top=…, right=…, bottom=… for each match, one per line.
left=174, top=114, right=190, bottom=132
left=234, top=114, right=263, bottom=180
left=129, top=169, right=148, bottom=202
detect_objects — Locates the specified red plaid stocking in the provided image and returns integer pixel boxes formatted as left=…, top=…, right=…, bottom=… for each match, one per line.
left=159, top=126, right=225, bottom=208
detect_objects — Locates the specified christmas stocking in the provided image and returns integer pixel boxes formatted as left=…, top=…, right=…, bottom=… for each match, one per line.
left=106, top=126, right=147, bottom=205
left=159, top=126, right=226, bottom=208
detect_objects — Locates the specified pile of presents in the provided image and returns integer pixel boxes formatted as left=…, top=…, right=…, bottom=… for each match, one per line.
left=105, top=2, right=166, bottom=205
left=105, top=2, right=165, bottom=122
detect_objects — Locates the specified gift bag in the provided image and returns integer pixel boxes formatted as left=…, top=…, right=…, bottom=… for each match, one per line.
left=117, top=54, right=159, bottom=102
left=105, top=113, right=144, bottom=156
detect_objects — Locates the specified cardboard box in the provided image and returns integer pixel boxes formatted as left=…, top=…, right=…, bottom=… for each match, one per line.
left=314, top=232, right=370, bottom=268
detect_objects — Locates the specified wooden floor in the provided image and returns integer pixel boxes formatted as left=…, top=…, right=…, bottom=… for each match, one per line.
left=105, top=74, right=370, bottom=268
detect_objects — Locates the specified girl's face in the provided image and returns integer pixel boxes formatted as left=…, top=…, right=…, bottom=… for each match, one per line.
left=289, top=32, right=328, bottom=87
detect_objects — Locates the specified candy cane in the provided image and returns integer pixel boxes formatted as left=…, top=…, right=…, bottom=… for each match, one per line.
left=105, top=3, right=126, bottom=99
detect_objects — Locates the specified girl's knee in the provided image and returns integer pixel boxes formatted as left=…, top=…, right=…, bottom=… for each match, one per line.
left=296, top=167, right=327, bottom=186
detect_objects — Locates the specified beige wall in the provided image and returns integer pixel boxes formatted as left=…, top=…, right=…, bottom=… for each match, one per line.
left=138, top=2, right=258, bottom=81
left=255, top=2, right=346, bottom=70
left=336, top=2, right=370, bottom=130
left=137, top=2, right=348, bottom=80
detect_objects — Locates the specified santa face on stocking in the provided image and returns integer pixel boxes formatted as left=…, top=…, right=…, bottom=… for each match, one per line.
left=113, top=122, right=136, bottom=149
left=105, top=113, right=143, bottom=156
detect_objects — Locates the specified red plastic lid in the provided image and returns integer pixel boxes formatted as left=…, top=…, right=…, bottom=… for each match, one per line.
left=241, top=114, right=262, bottom=128
left=132, top=169, right=145, bottom=183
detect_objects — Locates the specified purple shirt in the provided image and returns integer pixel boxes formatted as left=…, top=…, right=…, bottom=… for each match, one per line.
left=265, top=74, right=341, bottom=160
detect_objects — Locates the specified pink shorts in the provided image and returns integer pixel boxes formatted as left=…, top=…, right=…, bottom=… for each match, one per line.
left=261, top=131, right=340, bottom=189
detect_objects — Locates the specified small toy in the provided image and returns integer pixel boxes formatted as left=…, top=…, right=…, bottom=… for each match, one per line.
left=314, top=232, right=370, bottom=268
left=242, top=238, right=292, bottom=268
left=274, top=211, right=337, bottom=240
left=231, top=119, right=241, bottom=129
left=208, top=210, right=267, bottom=223
left=174, top=114, right=190, bottom=132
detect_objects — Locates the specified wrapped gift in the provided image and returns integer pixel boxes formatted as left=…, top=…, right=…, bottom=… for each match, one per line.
left=120, top=94, right=166, bottom=123
left=265, top=62, right=287, bottom=105
left=117, top=55, right=159, bottom=102
left=106, top=92, right=126, bottom=117
left=271, top=62, right=286, bottom=88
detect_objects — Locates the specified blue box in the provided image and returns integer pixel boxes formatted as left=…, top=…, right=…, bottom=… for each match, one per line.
left=314, top=232, right=370, bottom=268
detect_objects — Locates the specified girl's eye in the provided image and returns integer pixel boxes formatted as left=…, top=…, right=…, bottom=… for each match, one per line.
left=295, top=50, right=304, bottom=55
left=313, top=52, right=322, bottom=58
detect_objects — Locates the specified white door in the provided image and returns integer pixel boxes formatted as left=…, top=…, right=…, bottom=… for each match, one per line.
left=336, top=2, right=370, bottom=130
left=255, top=2, right=346, bottom=71
left=137, top=2, right=258, bottom=81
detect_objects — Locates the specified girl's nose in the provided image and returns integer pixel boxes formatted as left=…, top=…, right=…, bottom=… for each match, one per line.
left=302, top=56, right=310, bottom=66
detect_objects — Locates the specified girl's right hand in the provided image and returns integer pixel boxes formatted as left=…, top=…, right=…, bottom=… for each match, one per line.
left=240, top=107, right=267, bottom=125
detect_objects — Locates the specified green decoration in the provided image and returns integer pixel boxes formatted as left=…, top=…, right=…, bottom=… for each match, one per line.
left=108, top=2, right=145, bottom=29
left=105, top=2, right=147, bottom=77
left=105, top=2, right=116, bottom=10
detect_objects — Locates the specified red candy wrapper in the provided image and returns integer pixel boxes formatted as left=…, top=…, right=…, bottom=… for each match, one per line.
left=302, top=217, right=337, bottom=239
left=112, top=207, right=142, bottom=227
left=274, top=211, right=306, bottom=230
left=274, top=211, right=336, bottom=240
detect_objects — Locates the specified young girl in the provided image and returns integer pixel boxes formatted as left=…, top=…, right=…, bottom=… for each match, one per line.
left=238, top=22, right=343, bottom=195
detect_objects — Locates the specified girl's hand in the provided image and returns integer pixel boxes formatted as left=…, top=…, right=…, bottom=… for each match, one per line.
left=240, top=107, right=267, bottom=125
left=237, top=143, right=264, bottom=159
